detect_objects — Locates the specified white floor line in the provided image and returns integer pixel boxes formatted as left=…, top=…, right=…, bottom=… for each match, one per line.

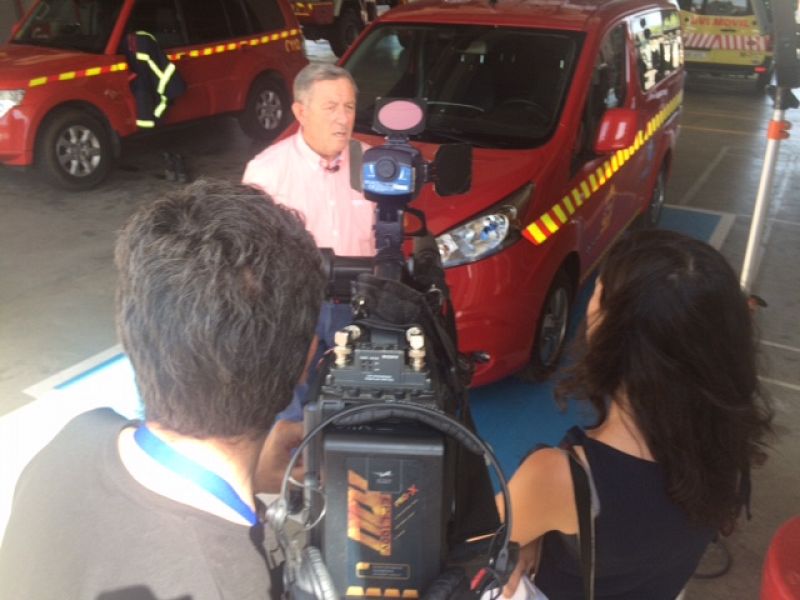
left=709, top=211, right=736, bottom=251
left=677, top=145, right=730, bottom=206
left=761, top=340, right=800, bottom=354
left=767, top=217, right=800, bottom=228
left=759, top=377, right=800, bottom=393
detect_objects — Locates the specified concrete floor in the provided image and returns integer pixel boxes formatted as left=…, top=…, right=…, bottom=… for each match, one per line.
left=0, top=43, right=798, bottom=597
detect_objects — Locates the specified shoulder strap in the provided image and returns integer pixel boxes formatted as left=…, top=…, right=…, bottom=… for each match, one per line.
left=560, top=429, right=597, bottom=600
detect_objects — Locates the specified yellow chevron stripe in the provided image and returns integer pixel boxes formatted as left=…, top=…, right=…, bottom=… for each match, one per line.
left=595, top=166, right=606, bottom=186
left=542, top=213, right=559, bottom=233
left=553, top=205, right=568, bottom=224
left=527, top=223, right=547, bottom=244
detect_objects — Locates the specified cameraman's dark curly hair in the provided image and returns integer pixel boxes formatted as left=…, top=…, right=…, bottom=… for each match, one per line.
left=115, top=179, right=325, bottom=439
left=558, top=229, right=772, bottom=533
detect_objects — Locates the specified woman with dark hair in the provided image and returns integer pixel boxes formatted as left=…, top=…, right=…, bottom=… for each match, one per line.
left=500, top=229, right=773, bottom=600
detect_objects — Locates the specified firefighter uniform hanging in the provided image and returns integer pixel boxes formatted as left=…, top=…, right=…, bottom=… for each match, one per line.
left=124, top=31, right=186, bottom=129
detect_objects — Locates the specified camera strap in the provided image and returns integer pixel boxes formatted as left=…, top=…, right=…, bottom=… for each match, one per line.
left=133, top=424, right=259, bottom=526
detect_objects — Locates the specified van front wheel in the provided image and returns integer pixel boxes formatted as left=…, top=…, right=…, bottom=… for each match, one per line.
left=37, top=108, right=114, bottom=191
left=518, top=269, right=574, bottom=382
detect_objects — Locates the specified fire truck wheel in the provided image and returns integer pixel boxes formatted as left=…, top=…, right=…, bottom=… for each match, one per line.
left=518, top=269, right=574, bottom=382
left=37, top=108, right=114, bottom=191
left=755, top=69, right=772, bottom=94
left=239, top=75, right=291, bottom=142
left=329, top=9, right=363, bottom=57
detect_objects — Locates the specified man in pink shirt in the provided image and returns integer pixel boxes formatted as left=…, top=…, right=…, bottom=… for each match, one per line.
left=243, top=63, right=375, bottom=420
left=243, top=63, right=373, bottom=257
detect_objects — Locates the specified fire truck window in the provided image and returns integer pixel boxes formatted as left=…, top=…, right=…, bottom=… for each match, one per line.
left=179, top=0, right=231, bottom=44
left=242, top=0, right=286, bottom=32
left=125, top=0, right=186, bottom=49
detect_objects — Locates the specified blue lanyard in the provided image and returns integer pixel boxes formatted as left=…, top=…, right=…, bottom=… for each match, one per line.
left=133, top=424, right=259, bottom=526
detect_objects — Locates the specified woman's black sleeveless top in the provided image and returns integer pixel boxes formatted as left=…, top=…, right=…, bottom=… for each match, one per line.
left=534, top=427, right=714, bottom=600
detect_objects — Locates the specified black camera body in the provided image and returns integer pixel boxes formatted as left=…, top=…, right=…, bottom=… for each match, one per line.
left=297, top=98, right=500, bottom=598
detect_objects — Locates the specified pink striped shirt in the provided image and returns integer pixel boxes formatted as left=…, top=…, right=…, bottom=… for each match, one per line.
left=242, top=131, right=375, bottom=257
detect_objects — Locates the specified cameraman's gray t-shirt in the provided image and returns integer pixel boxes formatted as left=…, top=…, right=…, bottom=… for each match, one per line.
left=0, top=408, right=282, bottom=600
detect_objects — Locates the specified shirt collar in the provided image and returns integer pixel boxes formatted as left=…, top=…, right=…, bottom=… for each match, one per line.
left=295, top=129, right=345, bottom=173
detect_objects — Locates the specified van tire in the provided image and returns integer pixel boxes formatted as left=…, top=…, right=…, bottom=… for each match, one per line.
left=37, top=108, right=114, bottom=191
left=644, top=168, right=666, bottom=227
left=239, top=75, right=291, bottom=142
left=329, top=9, right=363, bottom=57
left=518, top=269, right=574, bottom=382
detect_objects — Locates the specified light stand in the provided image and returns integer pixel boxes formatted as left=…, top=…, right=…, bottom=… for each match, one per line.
left=739, top=88, right=797, bottom=292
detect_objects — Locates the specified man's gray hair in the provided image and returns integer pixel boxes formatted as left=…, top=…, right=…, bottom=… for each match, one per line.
left=293, top=63, right=357, bottom=104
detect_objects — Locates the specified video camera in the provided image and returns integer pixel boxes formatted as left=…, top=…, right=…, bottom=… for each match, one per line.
left=268, top=98, right=515, bottom=600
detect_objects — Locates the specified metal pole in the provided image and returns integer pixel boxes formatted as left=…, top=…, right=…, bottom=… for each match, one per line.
left=739, top=88, right=793, bottom=292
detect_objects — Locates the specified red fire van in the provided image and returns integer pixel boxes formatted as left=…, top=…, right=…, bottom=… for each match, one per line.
left=343, top=0, right=685, bottom=386
left=0, top=0, right=307, bottom=189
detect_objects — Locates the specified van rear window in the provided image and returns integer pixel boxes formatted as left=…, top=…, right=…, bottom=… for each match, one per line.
left=13, top=0, right=124, bottom=53
left=344, top=24, right=583, bottom=149
left=678, top=0, right=754, bottom=16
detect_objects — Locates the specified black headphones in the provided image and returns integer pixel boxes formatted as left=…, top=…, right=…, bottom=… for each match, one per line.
left=265, top=401, right=515, bottom=600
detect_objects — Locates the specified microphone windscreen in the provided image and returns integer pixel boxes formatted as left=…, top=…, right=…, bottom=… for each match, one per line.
left=349, top=140, right=363, bottom=193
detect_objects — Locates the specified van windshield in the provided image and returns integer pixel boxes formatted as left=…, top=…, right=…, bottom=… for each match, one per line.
left=12, top=0, right=124, bottom=53
left=344, top=24, right=583, bottom=149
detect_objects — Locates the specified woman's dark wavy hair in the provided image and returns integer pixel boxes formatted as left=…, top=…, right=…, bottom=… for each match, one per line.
left=558, top=229, right=772, bottom=533
left=115, top=179, right=325, bottom=439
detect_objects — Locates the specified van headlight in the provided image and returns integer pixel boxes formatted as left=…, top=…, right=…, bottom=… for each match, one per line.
left=436, top=184, right=533, bottom=268
left=0, top=90, right=25, bottom=119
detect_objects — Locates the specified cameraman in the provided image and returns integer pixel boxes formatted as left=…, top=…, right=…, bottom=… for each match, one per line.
left=0, top=180, right=325, bottom=599
left=242, top=63, right=374, bottom=422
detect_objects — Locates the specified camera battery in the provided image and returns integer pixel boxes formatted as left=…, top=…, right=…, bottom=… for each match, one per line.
left=319, top=426, right=445, bottom=598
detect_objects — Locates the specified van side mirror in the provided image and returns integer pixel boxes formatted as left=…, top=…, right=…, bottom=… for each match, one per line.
left=594, top=108, right=639, bottom=154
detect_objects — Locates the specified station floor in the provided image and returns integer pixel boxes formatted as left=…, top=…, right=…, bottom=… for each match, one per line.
left=0, top=45, right=798, bottom=597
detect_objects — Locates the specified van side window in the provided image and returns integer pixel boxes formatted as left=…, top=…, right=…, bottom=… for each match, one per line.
left=632, top=10, right=683, bottom=91
left=574, top=24, right=627, bottom=164
left=125, top=0, right=186, bottom=49
left=242, top=0, right=286, bottom=32
left=178, top=0, right=253, bottom=44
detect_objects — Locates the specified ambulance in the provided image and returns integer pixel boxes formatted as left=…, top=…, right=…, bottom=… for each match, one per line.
left=678, top=0, right=773, bottom=91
